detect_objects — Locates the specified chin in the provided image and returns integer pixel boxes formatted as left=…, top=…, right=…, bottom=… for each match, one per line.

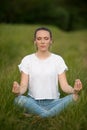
left=41, top=49, right=47, bottom=52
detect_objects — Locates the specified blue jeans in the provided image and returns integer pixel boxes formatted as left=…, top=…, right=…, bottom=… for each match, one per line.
left=14, top=94, right=74, bottom=118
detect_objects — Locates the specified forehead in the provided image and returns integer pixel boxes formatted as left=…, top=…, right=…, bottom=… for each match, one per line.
left=36, top=30, right=50, bottom=37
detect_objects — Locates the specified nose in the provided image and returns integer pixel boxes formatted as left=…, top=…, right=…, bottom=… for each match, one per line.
left=41, top=38, right=45, bottom=44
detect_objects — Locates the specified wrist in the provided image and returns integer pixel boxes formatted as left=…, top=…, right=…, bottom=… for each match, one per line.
left=73, top=89, right=78, bottom=94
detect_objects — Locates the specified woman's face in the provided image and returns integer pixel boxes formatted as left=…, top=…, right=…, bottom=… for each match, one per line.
left=34, top=30, right=52, bottom=52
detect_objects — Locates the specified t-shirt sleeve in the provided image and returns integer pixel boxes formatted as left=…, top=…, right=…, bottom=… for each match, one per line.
left=18, top=56, right=29, bottom=75
left=57, top=56, right=68, bottom=75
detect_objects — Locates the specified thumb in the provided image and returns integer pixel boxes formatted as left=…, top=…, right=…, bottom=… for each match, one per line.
left=13, top=81, right=20, bottom=87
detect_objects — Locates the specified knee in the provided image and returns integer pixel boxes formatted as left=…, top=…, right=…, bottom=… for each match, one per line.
left=14, top=95, right=27, bottom=107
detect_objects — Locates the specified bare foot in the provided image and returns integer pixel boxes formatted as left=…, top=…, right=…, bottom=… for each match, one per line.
left=73, top=93, right=79, bottom=101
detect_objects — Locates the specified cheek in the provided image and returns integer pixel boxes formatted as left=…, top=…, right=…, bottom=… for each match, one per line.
left=47, top=41, right=52, bottom=46
left=34, top=41, right=40, bottom=45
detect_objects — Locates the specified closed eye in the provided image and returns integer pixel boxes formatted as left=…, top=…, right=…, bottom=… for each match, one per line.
left=44, top=37, right=49, bottom=40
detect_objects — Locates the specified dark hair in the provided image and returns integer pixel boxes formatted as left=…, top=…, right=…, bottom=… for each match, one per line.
left=34, top=27, right=52, bottom=40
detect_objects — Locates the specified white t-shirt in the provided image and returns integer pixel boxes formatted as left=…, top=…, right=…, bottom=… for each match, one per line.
left=18, top=53, right=68, bottom=99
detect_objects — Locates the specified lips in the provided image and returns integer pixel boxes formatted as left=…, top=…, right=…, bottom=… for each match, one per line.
left=40, top=45, right=46, bottom=48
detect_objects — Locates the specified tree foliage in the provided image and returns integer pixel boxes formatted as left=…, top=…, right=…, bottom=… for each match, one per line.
left=0, top=0, right=87, bottom=31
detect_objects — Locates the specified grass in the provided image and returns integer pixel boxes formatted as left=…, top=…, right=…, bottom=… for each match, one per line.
left=0, top=23, right=87, bottom=130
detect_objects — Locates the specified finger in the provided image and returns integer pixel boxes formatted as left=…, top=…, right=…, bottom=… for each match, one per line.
left=12, top=81, right=19, bottom=93
left=13, top=81, right=18, bottom=86
left=75, top=79, right=80, bottom=82
left=13, top=81, right=19, bottom=88
left=79, top=82, right=82, bottom=90
left=74, top=79, right=82, bottom=91
left=76, top=80, right=82, bottom=89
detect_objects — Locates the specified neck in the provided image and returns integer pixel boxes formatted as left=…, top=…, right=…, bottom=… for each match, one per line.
left=35, top=51, right=51, bottom=59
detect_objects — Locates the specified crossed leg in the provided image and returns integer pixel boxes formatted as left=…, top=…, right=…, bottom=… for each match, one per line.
left=14, top=94, right=74, bottom=118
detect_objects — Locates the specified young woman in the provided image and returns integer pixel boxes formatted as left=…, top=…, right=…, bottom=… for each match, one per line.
left=12, top=27, right=82, bottom=118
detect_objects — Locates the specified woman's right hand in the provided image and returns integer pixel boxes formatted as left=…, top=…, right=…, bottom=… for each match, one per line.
left=12, top=81, right=20, bottom=95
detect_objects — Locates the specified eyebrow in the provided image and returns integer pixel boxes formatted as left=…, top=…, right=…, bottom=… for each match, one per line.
left=36, top=36, right=49, bottom=38
left=36, top=36, right=49, bottom=39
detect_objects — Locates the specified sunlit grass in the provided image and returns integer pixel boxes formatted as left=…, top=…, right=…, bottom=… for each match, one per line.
left=0, top=24, right=87, bottom=130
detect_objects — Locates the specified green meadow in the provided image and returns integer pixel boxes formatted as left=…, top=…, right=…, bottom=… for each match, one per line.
left=0, top=24, right=87, bottom=130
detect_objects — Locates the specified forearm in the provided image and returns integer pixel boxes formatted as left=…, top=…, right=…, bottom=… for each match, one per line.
left=19, top=85, right=28, bottom=95
left=19, top=72, right=29, bottom=95
left=61, top=83, right=82, bottom=94
left=58, top=73, right=82, bottom=95
left=61, top=85, right=75, bottom=94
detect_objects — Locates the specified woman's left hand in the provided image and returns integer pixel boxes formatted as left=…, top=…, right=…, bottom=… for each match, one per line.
left=74, top=79, right=83, bottom=93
